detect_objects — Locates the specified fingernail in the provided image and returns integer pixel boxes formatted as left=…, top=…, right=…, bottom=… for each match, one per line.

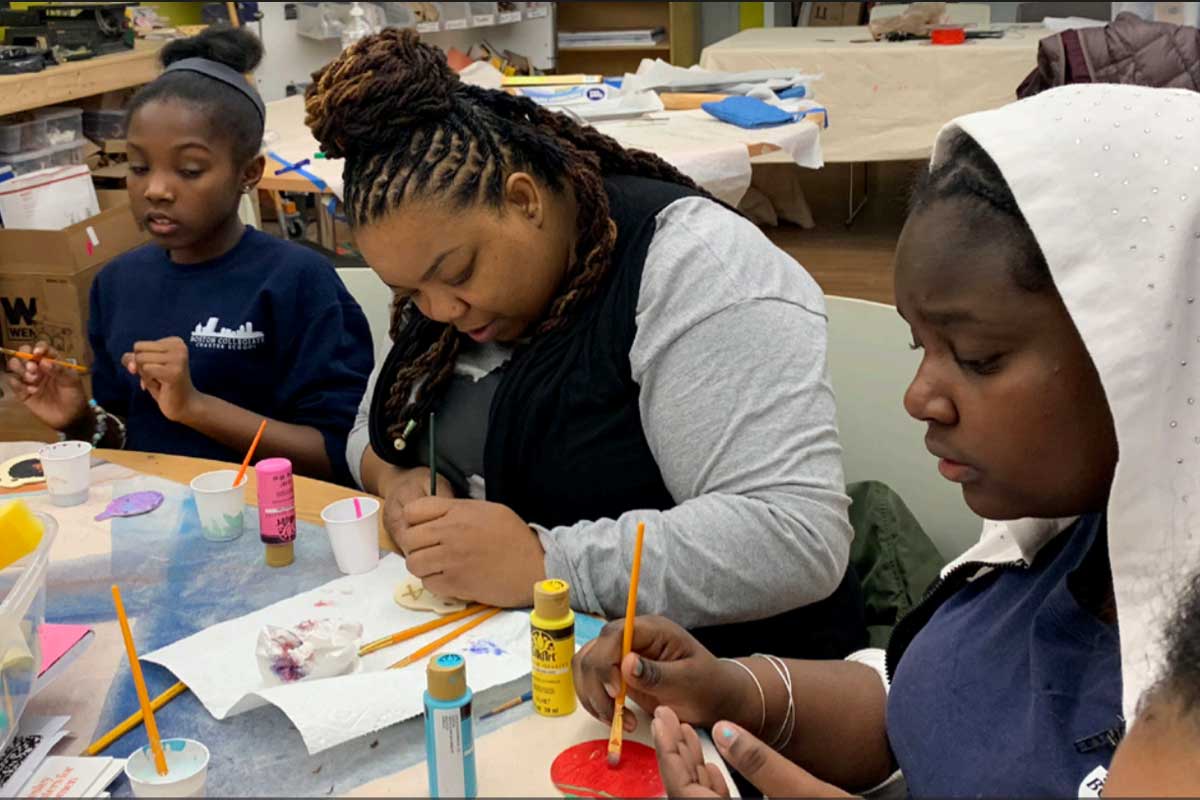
left=604, top=683, right=617, bottom=698
left=632, top=657, right=644, bottom=678
left=716, top=723, right=736, bottom=744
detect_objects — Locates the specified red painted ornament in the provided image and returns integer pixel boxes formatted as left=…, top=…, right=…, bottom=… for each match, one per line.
left=550, top=739, right=664, bottom=798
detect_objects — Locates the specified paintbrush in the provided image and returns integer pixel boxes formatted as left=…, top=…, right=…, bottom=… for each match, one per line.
left=429, top=411, right=437, bottom=496
left=608, top=521, right=646, bottom=767
left=233, top=419, right=267, bottom=488
left=388, top=607, right=502, bottom=669
left=358, top=603, right=490, bottom=656
left=112, top=585, right=169, bottom=776
left=1, top=348, right=88, bottom=373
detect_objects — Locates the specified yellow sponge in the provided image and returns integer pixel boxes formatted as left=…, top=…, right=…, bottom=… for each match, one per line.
left=0, top=501, right=43, bottom=571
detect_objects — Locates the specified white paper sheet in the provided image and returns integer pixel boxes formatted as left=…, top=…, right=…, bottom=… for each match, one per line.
left=619, top=58, right=821, bottom=97
left=143, top=555, right=535, bottom=755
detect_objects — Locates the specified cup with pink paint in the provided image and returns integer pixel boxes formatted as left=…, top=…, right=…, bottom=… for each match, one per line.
left=37, top=440, right=92, bottom=506
left=321, top=496, right=380, bottom=574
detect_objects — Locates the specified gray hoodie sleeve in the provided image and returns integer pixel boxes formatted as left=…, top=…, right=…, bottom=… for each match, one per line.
left=537, top=197, right=853, bottom=628
left=346, top=335, right=392, bottom=490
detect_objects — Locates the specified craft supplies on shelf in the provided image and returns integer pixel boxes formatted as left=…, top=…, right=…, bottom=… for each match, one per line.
left=423, top=653, right=477, bottom=798
left=530, top=579, right=575, bottom=717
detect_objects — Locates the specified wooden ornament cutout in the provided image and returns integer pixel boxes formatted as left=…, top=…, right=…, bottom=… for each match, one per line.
left=0, top=454, right=43, bottom=489
left=550, top=739, right=664, bottom=798
left=393, top=577, right=468, bottom=614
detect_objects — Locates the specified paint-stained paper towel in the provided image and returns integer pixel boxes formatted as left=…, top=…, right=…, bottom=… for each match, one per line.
left=144, top=555, right=532, bottom=754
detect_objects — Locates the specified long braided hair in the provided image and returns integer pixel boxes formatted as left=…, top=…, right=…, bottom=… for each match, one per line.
left=910, top=131, right=1052, bottom=294
left=305, top=29, right=709, bottom=449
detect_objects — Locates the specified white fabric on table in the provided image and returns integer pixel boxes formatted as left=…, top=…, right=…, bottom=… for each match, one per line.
left=700, top=24, right=1044, bottom=162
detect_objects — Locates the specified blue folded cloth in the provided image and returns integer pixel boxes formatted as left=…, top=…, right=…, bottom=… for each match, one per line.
left=777, top=84, right=808, bottom=99
left=702, top=95, right=796, bottom=128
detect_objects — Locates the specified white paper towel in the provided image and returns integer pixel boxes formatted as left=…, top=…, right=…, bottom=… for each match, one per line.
left=143, top=555, right=534, bottom=754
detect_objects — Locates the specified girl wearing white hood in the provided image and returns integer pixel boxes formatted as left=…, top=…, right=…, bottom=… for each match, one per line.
left=572, top=83, right=1200, bottom=797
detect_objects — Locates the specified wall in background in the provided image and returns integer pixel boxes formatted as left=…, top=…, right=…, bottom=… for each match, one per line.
left=254, top=2, right=556, bottom=103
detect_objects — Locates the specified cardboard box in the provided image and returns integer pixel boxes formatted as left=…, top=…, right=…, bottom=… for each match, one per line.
left=0, top=165, right=100, bottom=231
left=0, top=190, right=146, bottom=365
left=809, top=2, right=865, bottom=26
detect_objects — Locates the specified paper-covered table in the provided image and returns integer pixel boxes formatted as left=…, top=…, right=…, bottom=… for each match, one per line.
left=700, top=24, right=1045, bottom=162
left=262, top=93, right=823, bottom=207
left=10, top=444, right=637, bottom=797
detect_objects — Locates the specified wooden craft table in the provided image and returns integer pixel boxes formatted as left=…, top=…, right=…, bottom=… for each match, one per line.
left=14, top=447, right=735, bottom=796
left=98, top=450, right=395, bottom=552
left=0, top=41, right=165, bottom=117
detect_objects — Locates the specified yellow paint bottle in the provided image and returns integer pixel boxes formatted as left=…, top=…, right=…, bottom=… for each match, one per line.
left=530, top=579, right=577, bottom=717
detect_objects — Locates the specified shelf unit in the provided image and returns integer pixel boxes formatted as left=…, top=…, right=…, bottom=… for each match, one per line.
left=555, top=2, right=699, bottom=75
left=0, top=40, right=165, bottom=117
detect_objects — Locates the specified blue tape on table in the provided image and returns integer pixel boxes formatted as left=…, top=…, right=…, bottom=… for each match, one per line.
left=267, top=150, right=328, bottom=192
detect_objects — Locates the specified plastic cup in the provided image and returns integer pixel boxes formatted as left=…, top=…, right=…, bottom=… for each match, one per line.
left=124, top=738, right=210, bottom=798
left=190, top=470, right=246, bottom=542
left=37, top=441, right=92, bottom=507
left=321, top=496, right=381, bottom=574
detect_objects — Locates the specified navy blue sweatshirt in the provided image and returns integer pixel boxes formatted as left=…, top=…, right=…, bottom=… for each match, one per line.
left=88, top=227, right=372, bottom=484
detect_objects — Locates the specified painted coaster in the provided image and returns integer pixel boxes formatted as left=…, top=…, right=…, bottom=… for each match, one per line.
left=95, top=490, right=164, bottom=521
left=392, top=577, right=468, bottom=614
left=550, top=740, right=663, bottom=799
left=0, top=454, right=43, bottom=489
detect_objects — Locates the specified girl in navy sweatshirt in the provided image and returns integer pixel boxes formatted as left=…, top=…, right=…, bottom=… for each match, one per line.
left=5, top=28, right=371, bottom=483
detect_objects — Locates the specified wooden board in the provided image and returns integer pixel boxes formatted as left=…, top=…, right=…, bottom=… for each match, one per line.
left=0, top=41, right=165, bottom=117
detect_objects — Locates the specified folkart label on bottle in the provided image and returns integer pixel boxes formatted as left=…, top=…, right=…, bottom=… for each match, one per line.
left=258, top=472, right=296, bottom=544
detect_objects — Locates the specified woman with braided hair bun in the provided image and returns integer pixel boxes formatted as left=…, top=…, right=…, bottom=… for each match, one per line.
left=312, top=29, right=866, bottom=658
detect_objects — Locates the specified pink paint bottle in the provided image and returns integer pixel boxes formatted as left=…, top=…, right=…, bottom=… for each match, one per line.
left=255, top=457, right=296, bottom=567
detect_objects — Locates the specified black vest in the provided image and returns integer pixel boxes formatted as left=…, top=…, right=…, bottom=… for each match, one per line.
left=371, top=175, right=865, bottom=659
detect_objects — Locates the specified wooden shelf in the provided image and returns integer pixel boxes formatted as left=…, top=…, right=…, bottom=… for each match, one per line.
left=554, top=2, right=699, bottom=74
left=0, top=40, right=165, bottom=117
left=558, top=42, right=671, bottom=53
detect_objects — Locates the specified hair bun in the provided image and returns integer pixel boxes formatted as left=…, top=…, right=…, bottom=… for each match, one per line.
left=305, top=28, right=458, bottom=160
left=161, top=26, right=264, bottom=73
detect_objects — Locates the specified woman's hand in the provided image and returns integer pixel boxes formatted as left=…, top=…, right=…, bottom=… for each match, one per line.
left=122, top=337, right=203, bottom=423
left=4, top=342, right=89, bottom=430
left=398, top=497, right=546, bottom=607
left=573, top=615, right=743, bottom=733
left=380, top=467, right=455, bottom=550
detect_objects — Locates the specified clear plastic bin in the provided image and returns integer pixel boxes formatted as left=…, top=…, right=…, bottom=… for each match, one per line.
left=0, top=513, right=56, bottom=753
left=83, top=109, right=127, bottom=142
left=0, top=115, right=48, bottom=155
left=1, top=140, right=88, bottom=177
left=33, top=107, right=84, bottom=147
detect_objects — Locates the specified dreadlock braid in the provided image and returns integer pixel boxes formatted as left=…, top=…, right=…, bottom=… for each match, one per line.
left=305, top=28, right=713, bottom=447
left=910, top=131, right=1053, bottom=294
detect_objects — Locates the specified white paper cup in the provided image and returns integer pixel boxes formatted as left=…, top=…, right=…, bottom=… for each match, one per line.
left=37, top=440, right=92, bottom=507
left=190, top=469, right=246, bottom=542
left=321, top=497, right=381, bottom=574
left=125, top=737, right=210, bottom=798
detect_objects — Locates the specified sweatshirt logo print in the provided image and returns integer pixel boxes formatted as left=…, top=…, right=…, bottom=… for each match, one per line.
left=190, top=317, right=265, bottom=350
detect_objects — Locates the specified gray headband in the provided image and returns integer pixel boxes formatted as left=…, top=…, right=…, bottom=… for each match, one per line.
left=163, top=57, right=265, bottom=123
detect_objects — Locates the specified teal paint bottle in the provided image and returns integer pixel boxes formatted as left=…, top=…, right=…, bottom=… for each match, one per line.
left=424, top=653, right=477, bottom=798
